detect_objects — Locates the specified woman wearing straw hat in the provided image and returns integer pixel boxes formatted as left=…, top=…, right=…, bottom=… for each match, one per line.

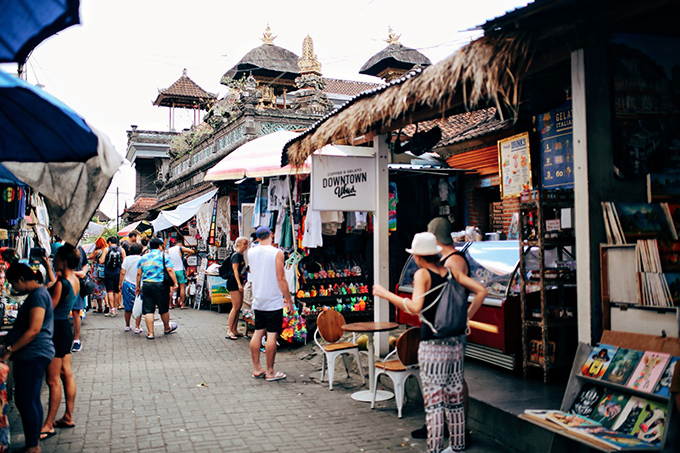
left=373, top=232, right=487, bottom=453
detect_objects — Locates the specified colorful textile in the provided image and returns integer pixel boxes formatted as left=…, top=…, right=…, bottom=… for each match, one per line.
left=0, top=362, right=9, bottom=451
left=92, top=276, right=106, bottom=300
left=389, top=182, right=398, bottom=231
left=419, top=338, right=465, bottom=453
left=280, top=305, right=306, bottom=343
left=138, top=249, right=173, bottom=283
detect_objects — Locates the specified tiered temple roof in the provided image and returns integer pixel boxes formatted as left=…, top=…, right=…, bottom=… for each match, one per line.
left=360, top=28, right=431, bottom=82
left=153, top=69, right=216, bottom=109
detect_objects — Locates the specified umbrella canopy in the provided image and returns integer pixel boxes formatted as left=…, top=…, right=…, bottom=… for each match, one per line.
left=0, top=0, right=81, bottom=64
left=118, top=220, right=152, bottom=237
left=0, top=68, right=98, bottom=162
left=83, top=221, right=105, bottom=237
left=0, top=69, right=122, bottom=244
left=204, top=130, right=350, bottom=181
left=153, top=189, right=218, bottom=233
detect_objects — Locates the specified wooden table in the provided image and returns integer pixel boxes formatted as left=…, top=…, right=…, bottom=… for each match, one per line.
left=342, top=321, right=399, bottom=402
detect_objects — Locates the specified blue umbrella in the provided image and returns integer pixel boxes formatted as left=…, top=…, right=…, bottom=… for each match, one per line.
left=0, top=68, right=98, bottom=162
left=0, top=69, right=122, bottom=244
left=0, top=0, right=81, bottom=64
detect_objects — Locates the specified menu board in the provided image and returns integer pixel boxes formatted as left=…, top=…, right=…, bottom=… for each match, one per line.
left=498, top=132, right=532, bottom=199
left=539, top=100, right=574, bottom=189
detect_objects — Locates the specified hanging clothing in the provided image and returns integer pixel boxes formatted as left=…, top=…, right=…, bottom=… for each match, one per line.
left=320, top=211, right=343, bottom=236
left=280, top=209, right=293, bottom=250
left=302, top=208, right=323, bottom=248
left=389, top=182, right=398, bottom=231
left=284, top=259, right=297, bottom=294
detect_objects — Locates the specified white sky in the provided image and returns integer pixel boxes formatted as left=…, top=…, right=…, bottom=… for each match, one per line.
left=1, top=0, right=532, bottom=218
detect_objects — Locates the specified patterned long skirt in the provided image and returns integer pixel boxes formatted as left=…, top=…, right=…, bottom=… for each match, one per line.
left=419, top=337, right=465, bottom=453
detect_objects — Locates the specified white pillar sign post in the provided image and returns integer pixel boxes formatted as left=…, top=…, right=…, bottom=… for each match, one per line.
left=373, top=135, right=390, bottom=357
left=310, top=142, right=389, bottom=357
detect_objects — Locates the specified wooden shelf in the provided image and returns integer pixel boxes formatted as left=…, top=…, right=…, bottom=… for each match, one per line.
left=519, top=197, right=577, bottom=382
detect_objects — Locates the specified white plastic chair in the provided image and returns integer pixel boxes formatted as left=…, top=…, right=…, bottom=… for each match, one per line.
left=314, top=310, right=365, bottom=390
left=371, top=327, right=422, bottom=418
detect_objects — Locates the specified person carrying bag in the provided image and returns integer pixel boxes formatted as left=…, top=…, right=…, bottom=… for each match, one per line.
left=372, top=232, right=487, bottom=453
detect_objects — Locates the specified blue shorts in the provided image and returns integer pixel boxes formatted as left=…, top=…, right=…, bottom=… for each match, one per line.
left=72, top=294, right=85, bottom=311
left=122, top=281, right=136, bottom=312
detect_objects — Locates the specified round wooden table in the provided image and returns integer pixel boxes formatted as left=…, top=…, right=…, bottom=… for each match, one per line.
left=342, top=321, right=399, bottom=402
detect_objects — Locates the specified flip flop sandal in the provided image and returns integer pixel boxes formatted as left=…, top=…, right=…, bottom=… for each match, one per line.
left=40, top=431, right=56, bottom=440
left=146, top=335, right=154, bottom=340
left=54, top=420, right=76, bottom=429
left=251, top=372, right=266, bottom=379
left=266, top=372, right=286, bottom=382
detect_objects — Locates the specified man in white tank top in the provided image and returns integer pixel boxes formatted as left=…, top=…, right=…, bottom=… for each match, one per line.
left=248, top=226, right=293, bottom=381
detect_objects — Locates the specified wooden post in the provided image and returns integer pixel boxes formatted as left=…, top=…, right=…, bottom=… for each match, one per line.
left=373, top=134, right=390, bottom=356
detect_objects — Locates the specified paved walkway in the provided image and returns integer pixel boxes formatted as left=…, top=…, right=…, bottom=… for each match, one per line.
left=7, top=308, right=517, bottom=452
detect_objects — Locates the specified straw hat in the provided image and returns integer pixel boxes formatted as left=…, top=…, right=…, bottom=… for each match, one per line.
left=405, top=232, right=442, bottom=256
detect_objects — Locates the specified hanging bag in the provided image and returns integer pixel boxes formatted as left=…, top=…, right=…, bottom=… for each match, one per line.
left=418, top=268, right=468, bottom=338
left=79, top=271, right=95, bottom=297
left=132, top=294, right=143, bottom=319
left=162, top=253, right=173, bottom=287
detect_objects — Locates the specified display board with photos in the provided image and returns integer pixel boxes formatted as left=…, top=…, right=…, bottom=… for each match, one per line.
left=520, top=331, right=679, bottom=451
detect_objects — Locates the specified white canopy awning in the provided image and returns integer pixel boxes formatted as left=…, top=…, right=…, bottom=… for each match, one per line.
left=152, top=189, right=218, bottom=232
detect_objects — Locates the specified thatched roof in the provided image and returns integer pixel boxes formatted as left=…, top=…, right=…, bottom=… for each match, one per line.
left=284, top=33, right=532, bottom=167
left=359, top=43, right=431, bottom=77
left=221, top=43, right=300, bottom=83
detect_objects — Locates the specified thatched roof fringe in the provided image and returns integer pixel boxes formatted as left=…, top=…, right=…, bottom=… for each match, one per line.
left=285, top=33, right=532, bottom=167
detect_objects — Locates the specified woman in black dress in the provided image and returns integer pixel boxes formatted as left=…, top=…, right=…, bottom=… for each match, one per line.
left=225, top=237, right=249, bottom=340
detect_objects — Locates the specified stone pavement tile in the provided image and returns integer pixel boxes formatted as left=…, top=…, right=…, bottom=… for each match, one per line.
left=5, top=308, right=516, bottom=452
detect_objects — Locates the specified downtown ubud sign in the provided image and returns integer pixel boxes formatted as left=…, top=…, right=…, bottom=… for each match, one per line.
left=311, top=150, right=376, bottom=212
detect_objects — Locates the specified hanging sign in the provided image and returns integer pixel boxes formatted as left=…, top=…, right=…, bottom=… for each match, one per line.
left=498, top=132, right=532, bottom=199
left=539, top=100, right=574, bottom=189
left=311, top=155, right=376, bottom=211
left=207, top=194, right=218, bottom=245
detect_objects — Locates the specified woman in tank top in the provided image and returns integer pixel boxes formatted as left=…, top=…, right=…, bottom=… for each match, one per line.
left=373, top=232, right=487, bottom=453
left=40, top=244, right=81, bottom=438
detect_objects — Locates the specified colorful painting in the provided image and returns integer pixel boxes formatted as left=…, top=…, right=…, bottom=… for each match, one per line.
left=602, top=348, right=644, bottom=385
left=612, top=396, right=647, bottom=435
left=613, top=202, right=677, bottom=242
left=577, top=427, right=655, bottom=450
left=627, top=351, right=670, bottom=392
left=591, top=391, right=630, bottom=428
left=545, top=411, right=601, bottom=429
left=206, top=274, right=230, bottom=304
left=630, top=400, right=667, bottom=445
left=653, top=356, right=679, bottom=398
left=581, top=344, right=618, bottom=378
left=647, top=173, right=680, bottom=203
left=570, top=386, right=604, bottom=419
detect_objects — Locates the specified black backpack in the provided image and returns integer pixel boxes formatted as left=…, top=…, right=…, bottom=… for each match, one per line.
left=219, top=251, right=235, bottom=280
left=419, top=268, right=468, bottom=338
left=105, top=245, right=122, bottom=270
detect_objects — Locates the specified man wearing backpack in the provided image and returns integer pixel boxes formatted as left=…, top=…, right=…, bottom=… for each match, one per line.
left=101, top=236, right=126, bottom=317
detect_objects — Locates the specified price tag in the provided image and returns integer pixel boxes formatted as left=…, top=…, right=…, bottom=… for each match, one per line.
left=545, top=219, right=561, bottom=231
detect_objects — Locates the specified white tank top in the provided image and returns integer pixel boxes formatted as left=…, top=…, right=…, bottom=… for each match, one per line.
left=168, top=246, right=184, bottom=271
left=248, top=244, right=283, bottom=311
